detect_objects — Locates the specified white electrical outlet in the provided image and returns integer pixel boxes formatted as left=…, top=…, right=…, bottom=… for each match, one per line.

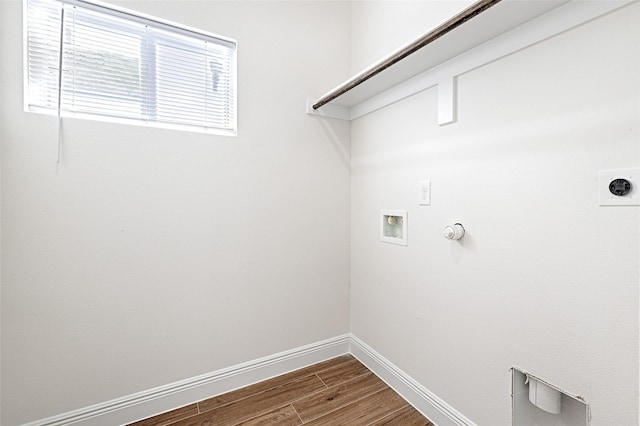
left=419, top=180, right=431, bottom=206
left=599, top=168, right=640, bottom=206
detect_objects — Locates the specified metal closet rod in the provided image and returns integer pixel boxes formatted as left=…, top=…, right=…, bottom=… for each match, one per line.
left=312, top=0, right=502, bottom=110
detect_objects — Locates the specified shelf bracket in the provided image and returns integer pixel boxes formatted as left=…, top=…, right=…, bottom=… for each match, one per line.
left=307, top=1, right=634, bottom=125
left=437, top=77, right=457, bottom=126
left=306, top=99, right=350, bottom=121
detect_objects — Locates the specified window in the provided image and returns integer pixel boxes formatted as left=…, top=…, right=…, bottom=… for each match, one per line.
left=25, top=0, right=237, bottom=135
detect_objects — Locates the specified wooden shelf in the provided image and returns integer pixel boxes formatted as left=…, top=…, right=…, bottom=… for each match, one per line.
left=307, top=0, right=628, bottom=124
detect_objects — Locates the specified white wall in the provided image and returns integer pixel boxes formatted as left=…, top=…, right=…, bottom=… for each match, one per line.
left=350, top=0, right=474, bottom=73
left=350, top=3, right=639, bottom=426
left=0, top=1, right=351, bottom=424
left=4, top=1, right=640, bottom=425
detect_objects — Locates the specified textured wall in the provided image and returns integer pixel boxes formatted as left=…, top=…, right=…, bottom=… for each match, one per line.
left=349, top=3, right=639, bottom=425
left=0, top=1, right=351, bottom=424
left=350, top=0, right=473, bottom=73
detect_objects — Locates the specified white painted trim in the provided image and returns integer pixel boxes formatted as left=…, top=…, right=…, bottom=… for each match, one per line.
left=313, top=0, right=634, bottom=123
left=22, top=335, right=351, bottom=426
left=437, top=77, right=457, bottom=126
left=22, top=334, right=475, bottom=426
left=349, top=334, right=477, bottom=426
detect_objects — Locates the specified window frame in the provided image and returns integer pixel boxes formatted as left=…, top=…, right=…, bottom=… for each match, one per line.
left=23, top=0, right=238, bottom=136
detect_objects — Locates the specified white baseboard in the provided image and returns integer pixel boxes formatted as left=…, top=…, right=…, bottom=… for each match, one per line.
left=22, top=334, right=473, bottom=426
left=349, top=334, right=477, bottom=426
left=22, top=335, right=351, bottom=426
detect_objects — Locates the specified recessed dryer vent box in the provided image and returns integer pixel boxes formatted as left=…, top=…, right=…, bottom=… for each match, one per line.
left=380, top=210, right=407, bottom=246
left=512, top=367, right=588, bottom=426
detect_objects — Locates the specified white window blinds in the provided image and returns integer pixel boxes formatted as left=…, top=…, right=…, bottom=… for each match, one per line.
left=25, top=0, right=237, bottom=135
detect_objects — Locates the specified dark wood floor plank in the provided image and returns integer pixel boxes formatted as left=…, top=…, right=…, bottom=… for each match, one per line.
left=302, top=388, right=407, bottom=426
left=172, top=375, right=326, bottom=426
left=369, top=405, right=434, bottom=426
left=314, top=359, right=371, bottom=387
left=199, top=355, right=353, bottom=413
left=127, top=404, right=199, bottom=426
left=233, top=404, right=302, bottom=426
left=126, top=355, right=436, bottom=426
left=293, top=373, right=387, bottom=423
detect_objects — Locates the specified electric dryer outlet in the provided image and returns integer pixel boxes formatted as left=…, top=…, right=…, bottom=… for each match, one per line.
left=598, top=168, right=640, bottom=206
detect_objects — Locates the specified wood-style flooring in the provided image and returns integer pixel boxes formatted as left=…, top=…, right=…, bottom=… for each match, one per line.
left=127, top=354, right=434, bottom=426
